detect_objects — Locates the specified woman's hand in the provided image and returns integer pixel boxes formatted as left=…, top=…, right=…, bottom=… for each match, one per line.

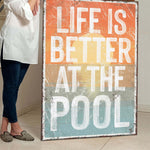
left=32, top=0, right=40, bottom=16
left=28, top=0, right=40, bottom=16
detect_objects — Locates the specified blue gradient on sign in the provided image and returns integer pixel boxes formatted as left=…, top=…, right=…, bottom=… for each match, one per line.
left=43, top=87, right=136, bottom=139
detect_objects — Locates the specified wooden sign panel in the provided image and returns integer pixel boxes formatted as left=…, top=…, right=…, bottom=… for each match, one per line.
left=42, top=0, right=138, bottom=140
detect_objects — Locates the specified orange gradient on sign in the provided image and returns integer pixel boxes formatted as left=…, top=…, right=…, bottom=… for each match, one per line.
left=45, top=0, right=136, bottom=65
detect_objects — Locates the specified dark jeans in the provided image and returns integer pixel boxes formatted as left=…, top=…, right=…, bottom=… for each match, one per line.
left=0, top=43, right=30, bottom=123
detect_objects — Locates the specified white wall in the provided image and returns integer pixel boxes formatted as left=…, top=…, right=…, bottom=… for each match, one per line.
left=137, top=0, right=150, bottom=112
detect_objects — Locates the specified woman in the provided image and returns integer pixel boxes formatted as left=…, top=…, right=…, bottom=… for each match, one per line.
left=0, top=0, right=40, bottom=142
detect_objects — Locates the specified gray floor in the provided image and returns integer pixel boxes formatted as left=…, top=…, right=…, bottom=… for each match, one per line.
left=0, top=108, right=150, bottom=150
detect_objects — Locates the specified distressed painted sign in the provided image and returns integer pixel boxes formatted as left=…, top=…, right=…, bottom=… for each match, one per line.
left=42, top=0, right=138, bottom=140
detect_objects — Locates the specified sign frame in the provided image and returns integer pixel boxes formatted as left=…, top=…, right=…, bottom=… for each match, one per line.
left=41, top=0, right=138, bottom=141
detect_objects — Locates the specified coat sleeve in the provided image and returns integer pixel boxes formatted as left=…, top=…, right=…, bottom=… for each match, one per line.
left=4, top=0, right=33, bottom=21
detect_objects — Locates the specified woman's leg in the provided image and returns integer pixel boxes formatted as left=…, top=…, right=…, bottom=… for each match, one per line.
left=0, top=43, right=9, bottom=134
left=1, top=61, right=30, bottom=134
left=0, top=59, right=20, bottom=133
left=1, top=59, right=22, bottom=123
left=0, top=117, right=9, bottom=134
left=10, top=63, right=30, bottom=135
left=18, top=63, right=30, bottom=88
left=0, top=46, right=30, bottom=134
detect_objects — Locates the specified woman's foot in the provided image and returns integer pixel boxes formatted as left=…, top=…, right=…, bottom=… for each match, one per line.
left=0, top=117, right=13, bottom=142
left=0, top=117, right=9, bottom=135
left=0, top=131, right=13, bottom=142
left=11, top=130, right=34, bottom=141
left=10, top=122, right=23, bottom=136
left=10, top=122, right=34, bottom=141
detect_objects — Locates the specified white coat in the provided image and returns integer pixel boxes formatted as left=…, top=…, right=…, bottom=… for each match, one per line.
left=0, top=0, right=40, bottom=65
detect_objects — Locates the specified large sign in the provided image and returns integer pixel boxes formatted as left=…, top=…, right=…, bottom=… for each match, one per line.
left=42, top=0, right=138, bottom=140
